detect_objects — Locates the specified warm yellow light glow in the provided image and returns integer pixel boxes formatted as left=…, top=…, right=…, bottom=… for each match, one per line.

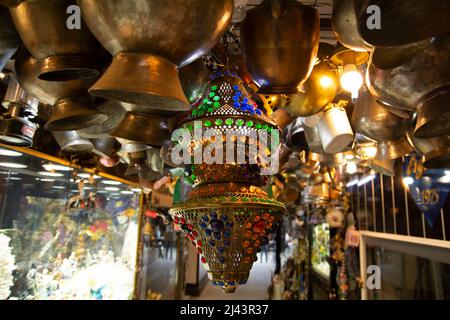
left=403, top=176, right=414, bottom=186
left=340, top=69, right=363, bottom=94
left=319, top=75, right=334, bottom=88
left=365, top=146, right=378, bottom=158
left=346, top=161, right=357, bottom=174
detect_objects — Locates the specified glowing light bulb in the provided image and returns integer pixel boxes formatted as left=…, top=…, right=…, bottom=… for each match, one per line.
left=403, top=177, right=414, bottom=186
left=346, top=161, right=357, bottom=174
left=319, top=75, right=334, bottom=88
left=365, top=146, right=378, bottom=158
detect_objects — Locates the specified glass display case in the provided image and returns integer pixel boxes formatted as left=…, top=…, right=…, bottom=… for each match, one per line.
left=0, top=144, right=142, bottom=300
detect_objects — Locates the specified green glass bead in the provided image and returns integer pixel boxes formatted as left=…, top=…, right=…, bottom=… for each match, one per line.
left=213, top=96, right=220, bottom=101
left=215, top=119, right=223, bottom=126
left=262, top=124, right=268, bottom=130
left=192, top=109, right=197, bottom=116
left=255, top=123, right=262, bottom=129
left=213, top=102, right=220, bottom=108
left=242, top=197, right=249, bottom=202
left=208, top=108, right=214, bottom=113
left=246, top=121, right=254, bottom=127
left=203, top=98, right=209, bottom=104
left=231, top=197, right=238, bottom=201
left=225, top=119, right=233, bottom=126
left=209, top=92, right=216, bottom=98
left=204, top=120, right=212, bottom=127
left=211, top=85, right=218, bottom=91
left=236, top=119, right=244, bottom=126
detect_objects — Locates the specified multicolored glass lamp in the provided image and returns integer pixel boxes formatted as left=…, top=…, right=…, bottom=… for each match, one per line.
left=169, top=70, right=286, bottom=293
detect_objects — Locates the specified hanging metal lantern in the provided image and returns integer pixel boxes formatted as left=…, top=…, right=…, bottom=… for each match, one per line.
left=169, top=70, right=286, bottom=293
left=6, top=0, right=104, bottom=81
left=355, top=0, right=450, bottom=47
left=77, top=0, right=233, bottom=110
left=240, top=0, right=320, bottom=93
left=0, top=76, right=38, bottom=146
left=331, top=0, right=373, bottom=52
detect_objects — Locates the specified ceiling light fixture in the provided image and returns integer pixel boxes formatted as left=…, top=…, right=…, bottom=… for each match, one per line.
left=38, top=171, right=64, bottom=177
left=0, top=148, right=23, bottom=157
left=101, top=180, right=122, bottom=185
left=0, top=162, right=27, bottom=169
left=42, top=164, right=73, bottom=172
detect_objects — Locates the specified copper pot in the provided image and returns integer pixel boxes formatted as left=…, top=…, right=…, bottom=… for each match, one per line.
left=179, top=58, right=210, bottom=105
left=77, top=0, right=233, bottom=110
left=415, top=88, right=450, bottom=138
left=351, top=86, right=408, bottom=142
left=111, top=112, right=170, bottom=148
left=77, top=100, right=126, bottom=138
left=14, top=49, right=106, bottom=131
left=240, top=0, right=320, bottom=93
left=356, top=0, right=450, bottom=47
left=6, top=0, right=104, bottom=81
left=376, top=137, right=413, bottom=160
left=406, top=121, right=450, bottom=169
left=366, top=34, right=450, bottom=112
left=0, top=6, right=20, bottom=72
left=331, top=0, right=373, bottom=52
left=371, top=40, right=431, bottom=70
left=285, top=59, right=339, bottom=117
left=52, top=130, right=94, bottom=154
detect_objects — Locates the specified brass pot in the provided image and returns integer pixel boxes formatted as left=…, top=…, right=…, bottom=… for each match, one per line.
left=285, top=59, right=339, bottom=117
left=7, top=0, right=104, bottom=81
left=77, top=100, right=126, bottom=138
left=111, top=112, right=170, bottom=148
left=269, top=108, right=295, bottom=129
left=179, top=58, right=210, bottom=105
left=52, top=130, right=94, bottom=154
left=240, top=0, right=320, bottom=93
left=376, top=137, right=413, bottom=160
left=45, top=96, right=107, bottom=131
left=356, top=0, right=450, bottom=47
left=0, top=6, right=20, bottom=72
left=368, top=159, right=395, bottom=177
left=15, top=49, right=107, bottom=131
left=331, top=0, right=373, bottom=52
left=371, top=40, right=431, bottom=70
left=366, top=34, right=450, bottom=112
left=77, top=0, right=233, bottom=109
left=414, top=88, right=450, bottom=138
left=406, top=121, right=450, bottom=169
left=351, top=86, right=408, bottom=142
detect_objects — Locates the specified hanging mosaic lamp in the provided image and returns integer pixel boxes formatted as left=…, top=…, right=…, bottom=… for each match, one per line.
left=169, top=70, right=286, bottom=293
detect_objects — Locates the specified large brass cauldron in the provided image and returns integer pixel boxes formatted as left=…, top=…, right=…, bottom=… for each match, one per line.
left=179, top=58, right=210, bottom=105
left=240, top=0, right=320, bottom=94
left=77, top=0, right=233, bottom=110
left=356, top=0, right=450, bottom=47
left=6, top=0, right=104, bottom=81
left=331, top=0, right=372, bottom=52
left=366, top=34, right=450, bottom=118
left=0, top=6, right=20, bottom=72
left=14, top=50, right=107, bottom=131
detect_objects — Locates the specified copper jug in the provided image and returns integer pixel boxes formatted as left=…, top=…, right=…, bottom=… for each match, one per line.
left=240, top=0, right=320, bottom=94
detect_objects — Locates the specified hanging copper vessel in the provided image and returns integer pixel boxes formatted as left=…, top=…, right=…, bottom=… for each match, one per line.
left=370, top=40, right=431, bottom=70
left=77, top=101, right=126, bottom=139
left=355, top=0, right=450, bottom=47
left=415, top=88, right=450, bottom=138
left=179, top=58, right=210, bottom=105
left=77, top=0, right=233, bottom=110
left=14, top=49, right=107, bottom=131
left=368, top=159, right=395, bottom=177
left=351, top=86, right=408, bottom=142
left=285, top=59, right=339, bottom=117
left=111, top=113, right=170, bottom=148
left=170, top=70, right=285, bottom=293
left=366, top=34, right=450, bottom=115
left=376, top=137, right=413, bottom=160
left=240, top=0, right=320, bottom=94
left=6, top=0, right=104, bottom=81
left=52, top=130, right=94, bottom=154
left=0, top=6, right=20, bottom=72
left=269, top=108, right=295, bottom=130
left=331, top=0, right=373, bottom=52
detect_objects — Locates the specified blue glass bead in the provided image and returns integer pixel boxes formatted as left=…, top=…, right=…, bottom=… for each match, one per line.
left=205, top=229, right=212, bottom=236
left=233, top=102, right=240, bottom=108
left=220, top=215, right=228, bottom=222
left=235, top=91, right=242, bottom=96
left=218, top=281, right=225, bottom=286
left=200, top=223, right=207, bottom=229
left=214, top=233, right=221, bottom=240
left=210, top=211, right=217, bottom=218
left=243, top=97, right=248, bottom=103
left=256, top=109, right=262, bottom=115
left=210, top=220, right=224, bottom=233
left=202, top=215, right=209, bottom=222
left=226, top=221, right=234, bottom=228
left=218, top=257, right=225, bottom=263
left=223, top=231, right=231, bottom=238
left=233, top=96, right=239, bottom=101
left=233, top=85, right=239, bottom=91
left=228, top=281, right=235, bottom=286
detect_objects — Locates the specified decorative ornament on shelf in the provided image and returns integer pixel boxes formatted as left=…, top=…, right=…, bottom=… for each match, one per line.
left=169, top=70, right=286, bottom=293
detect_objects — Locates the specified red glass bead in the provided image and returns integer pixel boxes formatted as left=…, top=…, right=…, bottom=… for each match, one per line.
left=198, top=248, right=203, bottom=254
left=253, top=221, right=266, bottom=233
left=191, top=231, right=198, bottom=237
left=197, top=240, right=203, bottom=247
left=180, top=218, right=186, bottom=224
left=201, top=256, right=206, bottom=264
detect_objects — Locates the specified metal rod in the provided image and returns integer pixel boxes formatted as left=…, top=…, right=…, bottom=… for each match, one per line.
left=441, top=209, right=446, bottom=241
left=371, top=178, right=376, bottom=232
left=364, top=182, right=368, bottom=231
left=391, top=176, right=397, bottom=234
left=133, top=191, right=146, bottom=300
left=359, top=234, right=368, bottom=300
left=422, top=213, right=427, bottom=238
left=357, top=185, right=361, bottom=229
left=380, top=173, right=386, bottom=233
left=404, top=180, right=410, bottom=236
